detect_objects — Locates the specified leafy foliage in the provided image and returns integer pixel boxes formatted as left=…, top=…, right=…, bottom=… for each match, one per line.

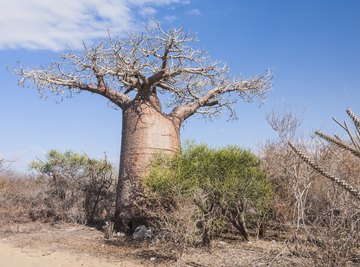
left=143, top=143, right=273, bottom=243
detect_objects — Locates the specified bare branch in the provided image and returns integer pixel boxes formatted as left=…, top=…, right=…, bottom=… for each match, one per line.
left=15, top=21, right=271, bottom=116
left=170, top=70, right=273, bottom=121
left=266, top=106, right=303, bottom=140
left=17, top=66, right=131, bottom=109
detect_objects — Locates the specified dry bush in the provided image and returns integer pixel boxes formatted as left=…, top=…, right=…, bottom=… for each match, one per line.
left=0, top=151, right=116, bottom=224
left=263, top=109, right=316, bottom=226
left=30, top=150, right=116, bottom=223
left=263, top=109, right=360, bottom=266
left=138, top=195, right=202, bottom=259
left=0, top=171, right=42, bottom=223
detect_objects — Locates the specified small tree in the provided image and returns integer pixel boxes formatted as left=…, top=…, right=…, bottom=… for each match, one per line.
left=16, top=22, right=272, bottom=231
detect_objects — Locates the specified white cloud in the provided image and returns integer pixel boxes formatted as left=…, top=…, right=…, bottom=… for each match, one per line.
left=164, top=15, right=178, bottom=23
left=0, top=0, right=189, bottom=51
left=186, top=8, right=201, bottom=16
left=139, top=7, right=157, bottom=17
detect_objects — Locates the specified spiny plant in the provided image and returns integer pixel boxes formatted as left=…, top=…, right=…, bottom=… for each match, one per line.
left=289, top=109, right=360, bottom=201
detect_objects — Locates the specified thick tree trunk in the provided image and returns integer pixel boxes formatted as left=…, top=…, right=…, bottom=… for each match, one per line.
left=114, top=98, right=181, bottom=233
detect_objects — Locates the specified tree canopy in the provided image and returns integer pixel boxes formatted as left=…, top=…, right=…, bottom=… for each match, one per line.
left=17, top=22, right=272, bottom=122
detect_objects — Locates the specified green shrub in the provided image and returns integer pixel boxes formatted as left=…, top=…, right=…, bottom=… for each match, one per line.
left=144, top=143, right=273, bottom=244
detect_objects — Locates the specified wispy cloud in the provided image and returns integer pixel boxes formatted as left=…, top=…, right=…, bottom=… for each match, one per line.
left=139, top=7, right=157, bottom=17
left=0, top=0, right=189, bottom=51
left=186, top=8, right=201, bottom=16
left=164, top=15, right=178, bottom=23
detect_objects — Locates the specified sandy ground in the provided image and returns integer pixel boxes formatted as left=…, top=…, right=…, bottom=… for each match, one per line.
left=0, top=240, right=129, bottom=267
left=0, top=222, right=160, bottom=267
left=0, top=222, right=304, bottom=267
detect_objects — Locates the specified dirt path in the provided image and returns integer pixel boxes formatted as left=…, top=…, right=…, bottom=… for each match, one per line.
left=0, top=239, right=134, bottom=267
left=0, top=223, right=155, bottom=267
left=0, top=222, right=297, bottom=267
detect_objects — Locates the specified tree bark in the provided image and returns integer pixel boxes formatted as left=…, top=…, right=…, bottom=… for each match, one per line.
left=114, top=97, right=181, bottom=233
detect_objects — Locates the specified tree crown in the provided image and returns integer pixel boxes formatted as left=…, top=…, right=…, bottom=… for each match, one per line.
left=17, top=22, right=272, bottom=121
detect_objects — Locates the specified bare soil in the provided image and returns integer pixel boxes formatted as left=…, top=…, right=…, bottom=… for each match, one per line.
left=0, top=222, right=302, bottom=267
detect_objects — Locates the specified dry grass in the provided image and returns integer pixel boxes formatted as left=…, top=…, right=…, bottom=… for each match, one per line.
left=0, top=220, right=310, bottom=267
left=0, top=171, right=41, bottom=223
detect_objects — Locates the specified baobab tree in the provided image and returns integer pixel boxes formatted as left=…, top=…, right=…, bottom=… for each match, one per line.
left=17, top=23, right=272, bottom=232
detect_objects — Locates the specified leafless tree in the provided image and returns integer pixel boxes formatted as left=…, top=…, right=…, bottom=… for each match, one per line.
left=16, top=22, right=272, bottom=232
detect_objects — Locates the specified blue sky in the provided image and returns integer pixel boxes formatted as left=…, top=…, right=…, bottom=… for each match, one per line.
left=1, top=0, right=360, bottom=172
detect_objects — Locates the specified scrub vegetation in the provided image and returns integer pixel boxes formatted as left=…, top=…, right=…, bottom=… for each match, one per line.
left=1, top=110, right=359, bottom=266
left=2, top=21, right=359, bottom=266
